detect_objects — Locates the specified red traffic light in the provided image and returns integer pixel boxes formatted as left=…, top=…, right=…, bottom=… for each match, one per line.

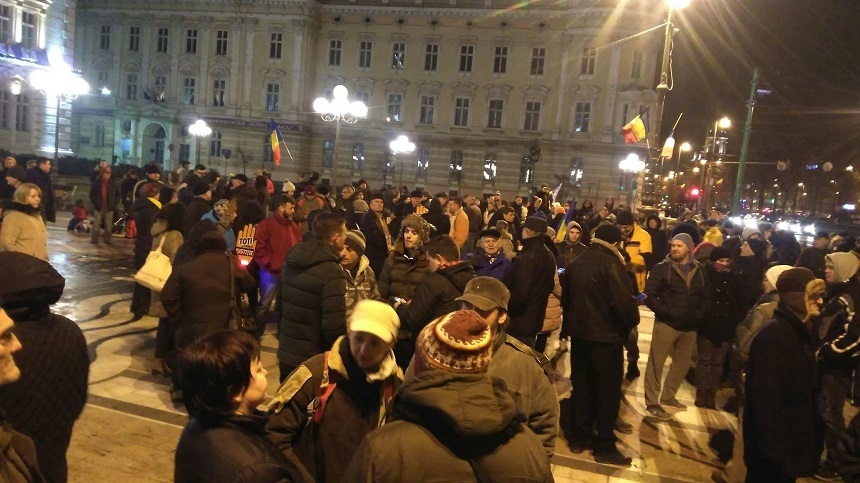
left=688, top=187, right=701, bottom=198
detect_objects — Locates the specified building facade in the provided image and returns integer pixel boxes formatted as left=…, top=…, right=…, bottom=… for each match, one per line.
left=0, top=0, right=78, bottom=158
left=73, top=0, right=660, bottom=201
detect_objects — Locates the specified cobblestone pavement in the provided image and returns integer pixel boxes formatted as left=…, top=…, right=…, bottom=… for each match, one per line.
left=45, top=221, right=795, bottom=483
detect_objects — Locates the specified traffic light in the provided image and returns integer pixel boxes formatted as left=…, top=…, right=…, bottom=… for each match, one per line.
left=688, top=187, right=701, bottom=199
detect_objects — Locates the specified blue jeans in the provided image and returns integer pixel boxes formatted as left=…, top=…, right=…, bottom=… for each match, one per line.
left=256, top=269, right=280, bottom=334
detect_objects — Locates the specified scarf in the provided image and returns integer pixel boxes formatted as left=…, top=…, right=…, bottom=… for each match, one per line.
left=364, top=349, right=398, bottom=383
left=148, top=196, right=162, bottom=209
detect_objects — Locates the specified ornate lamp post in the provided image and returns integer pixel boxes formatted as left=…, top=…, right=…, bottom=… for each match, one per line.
left=313, top=85, right=367, bottom=173
left=188, top=119, right=212, bottom=166
left=30, top=65, right=90, bottom=171
left=619, top=153, right=646, bottom=210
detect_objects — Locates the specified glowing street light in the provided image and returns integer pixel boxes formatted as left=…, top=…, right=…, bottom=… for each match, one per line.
left=188, top=119, right=212, bottom=165
left=313, top=85, right=368, bottom=173
left=30, top=63, right=90, bottom=169
left=389, top=135, right=415, bottom=186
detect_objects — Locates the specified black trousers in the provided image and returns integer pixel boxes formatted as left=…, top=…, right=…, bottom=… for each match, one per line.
left=279, top=362, right=298, bottom=384
left=568, top=338, right=624, bottom=454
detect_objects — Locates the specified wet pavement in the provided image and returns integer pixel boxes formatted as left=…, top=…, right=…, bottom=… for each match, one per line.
left=43, top=216, right=819, bottom=482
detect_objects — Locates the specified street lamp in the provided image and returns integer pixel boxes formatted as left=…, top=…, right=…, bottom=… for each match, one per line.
left=619, top=153, right=646, bottom=210
left=188, top=119, right=212, bottom=165
left=30, top=65, right=90, bottom=171
left=701, top=116, right=730, bottom=211
left=313, top=85, right=368, bottom=175
left=389, top=135, right=415, bottom=187
left=653, top=0, right=690, bottom=156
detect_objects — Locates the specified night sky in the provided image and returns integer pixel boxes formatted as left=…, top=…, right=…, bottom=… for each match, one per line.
left=661, top=0, right=860, bottom=170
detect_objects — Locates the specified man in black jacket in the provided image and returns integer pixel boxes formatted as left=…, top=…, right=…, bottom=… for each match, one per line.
left=745, top=267, right=824, bottom=482
left=643, top=233, right=710, bottom=421
left=278, top=212, right=348, bottom=382
left=182, top=182, right=213, bottom=237
left=359, top=193, right=391, bottom=277
left=394, top=235, right=475, bottom=367
left=26, top=158, right=55, bottom=222
left=560, top=224, right=639, bottom=466
left=89, top=166, right=119, bottom=245
left=503, top=216, right=556, bottom=348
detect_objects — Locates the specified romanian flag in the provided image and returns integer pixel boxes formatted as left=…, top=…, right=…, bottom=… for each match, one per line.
left=269, top=119, right=282, bottom=166
left=622, top=115, right=646, bottom=144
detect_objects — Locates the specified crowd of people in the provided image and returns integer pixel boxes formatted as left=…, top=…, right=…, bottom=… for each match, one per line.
left=3, top=154, right=860, bottom=481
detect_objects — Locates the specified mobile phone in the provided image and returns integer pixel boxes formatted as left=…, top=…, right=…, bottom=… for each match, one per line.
left=557, top=267, right=566, bottom=274
left=393, top=297, right=405, bottom=304
left=635, top=293, right=647, bottom=301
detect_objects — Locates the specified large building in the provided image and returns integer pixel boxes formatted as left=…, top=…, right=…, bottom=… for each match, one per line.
left=0, top=0, right=78, bottom=158
left=72, top=0, right=660, bottom=201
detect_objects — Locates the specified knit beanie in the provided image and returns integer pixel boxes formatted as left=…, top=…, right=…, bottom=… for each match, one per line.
left=192, top=181, right=211, bottom=196
left=416, top=310, right=492, bottom=373
left=523, top=216, right=548, bottom=234
left=616, top=211, right=635, bottom=226
left=144, top=163, right=160, bottom=175
left=594, top=224, right=622, bottom=245
left=345, top=230, right=367, bottom=256
left=764, top=265, right=792, bottom=290
left=213, top=199, right=230, bottom=218
left=709, top=246, right=732, bottom=262
left=282, top=179, right=296, bottom=193
left=349, top=300, right=399, bottom=343
left=826, top=252, right=860, bottom=283
left=742, top=226, right=761, bottom=240
left=746, top=238, right=767, bottom=260
left=672, top=233, right=694, bottom=251
left=776, top=267, right=815, bottom=294
left=0, top=252, right=65, bottom=310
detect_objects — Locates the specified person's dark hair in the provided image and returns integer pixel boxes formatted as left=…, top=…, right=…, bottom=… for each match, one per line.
left=155, top=203, right=185, bottom=232
left=238, top=201, right=265, bottom=226
left=427, top=198, right=445, bottom=215
left=178, top=330, right=261, bottom=421
left=275, top=193, right=295, bottom=208
left=36, top=158, right=50, bottom=166
left=498, top=206, right=515, bottom=216
left=196, top=231, right=227, bottom=254
left=318, top=184, right=331, bottom=196
left=208, top=169, right=221, bottom=184
left=254, top=175, right=268, bottom=190
left=425, top=235, right=460, bottom=262
left=449, top=197, right=462, bottom=207
left=313, top=212, right=345, bottom=240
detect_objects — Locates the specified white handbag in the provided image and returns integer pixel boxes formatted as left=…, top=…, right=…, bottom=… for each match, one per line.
left=134, top=236, right=172, bottom=291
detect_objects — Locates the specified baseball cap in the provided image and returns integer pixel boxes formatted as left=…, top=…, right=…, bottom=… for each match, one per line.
left=348, top=300, right=400, bottom=343
left=456, top=276, right=510, bottom=312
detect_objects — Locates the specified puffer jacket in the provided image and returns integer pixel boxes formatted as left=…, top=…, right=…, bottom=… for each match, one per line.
left=175, top=413, right=303, bottom=483
left=699, top=264, right=746, bottom=344
left=644, top=256, right=710, bottom=332
left=341, top=371, right=552, bottom=482
left=161, top=249, right=255, bottom=350
left=148, top=220, right=184, bottom=318
left=560, top=239, right=639, bottom=343
left=465, top=249, right=512, bottom=281
left=278, top=239, right=347, bottom=367
left=0, top=203, right=47, bottom=261
left=555, top=240, right=587, bottom=268
left=344, top=255, right=380, bottom=318
left=378, top=248, right=429, bottom=302
left=266, top=336, right=403, bottom=483
left=542, top=272, right=562, bottom=333
left=399, top=262, right=476, bottom=337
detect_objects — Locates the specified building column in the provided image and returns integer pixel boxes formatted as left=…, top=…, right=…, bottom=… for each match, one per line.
left=242, top=18, right=257, bottom=114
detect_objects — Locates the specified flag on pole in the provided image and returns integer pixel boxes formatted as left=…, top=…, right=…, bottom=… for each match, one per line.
left=661, top=134, right=676, bottom=159
left=622, top=115, right=646, bottom=144
left=551, top=183, right=563, bottom=203
left=269, top=119, right=282, bottom=166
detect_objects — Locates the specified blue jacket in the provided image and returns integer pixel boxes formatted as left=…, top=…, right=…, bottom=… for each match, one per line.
left=464, top=249, right=512, bottom=281
left=201, top=211, right=236, bottom=251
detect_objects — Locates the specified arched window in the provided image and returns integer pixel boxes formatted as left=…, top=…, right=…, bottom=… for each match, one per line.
left=417, top=147, right=429, bottom=177
left=352, top=143, right=365, bottom=170
left=210, top=130, right=222, bottom=157
left=483, top=152, right=497, bottom=180
left=322, top=140, right=334, bottom=168
left=449, top=150, right=463, bottom=182
left=569, top=157, right=584, bottom=187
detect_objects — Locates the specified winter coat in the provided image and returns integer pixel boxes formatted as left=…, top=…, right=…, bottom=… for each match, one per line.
left=814, top=276, right=860, bottom=378
left=278, top=239, right=347, bottom=367
left=344, top=256, right=380, bottom=318
left=622, top=223, right=652, bottom=292
left=25, top=168, right=54, bottom=223
left=148, top=220, right=184, bottom=319
left=295, top=195, right=328, bottom=235
left=0, top=203, right=47, bottom=261
left=735, top=291, right=779, bottom=365
left=200, top=211, right=236, bottom=251
left=465, top=204, right=482, bottom=234
left=341, top=371, right=553, bottom=482
left=88, top=178, right=119, bottom=212
left=0, top=414, right=44, bottom=483
left=266, top=336, right=403, bottom=483
left=254, top=212, right=301, bottom=275
left=182, top=197, right=212, bottom=237
left=422, top=203, right=450, bottom=239
left=449, top=208, right=469, bottom=248
left=503, top=236, right=558, bottom=342
left=645, top=215, right=669, bottom=263
left=555, top=240, right=586, bottom=268
left=358, top=211, right=390, bottom=277
left=644, top=256, right=710, bottom=332
left=132, top=197, right=160, bottom=266
left=465, top=249, right=512, bottom=281
left=698, top=265, right=746, bottom=344
left=489, top=333, right=559, bottom=457
left=733, top=254, right=766, bottom=311
left=175, top=413, right=303, bottom=483
left=161, top=250, right=255, bottom=350
left=744, top=304, right=823, bottom=480
left=542, top=273, right=562, bottom=333
left=560, top=239, right=639, bottom=343
left=378, top=248, right=429, bottom=302
left=0, top=252, right=88, bottom=483
left=398, top=262, right=476, bottom=337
